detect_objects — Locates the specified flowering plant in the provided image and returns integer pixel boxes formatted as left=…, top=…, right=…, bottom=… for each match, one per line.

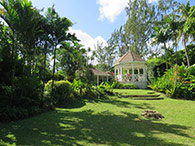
left=111, top=72, right=114, bottom=76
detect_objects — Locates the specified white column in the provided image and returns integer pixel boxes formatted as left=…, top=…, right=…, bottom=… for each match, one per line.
left=107, top=76, right=108, bottom=82
left=132, top=64, right=135, bottom=82
left=114, top=67, right=116, bottom=80
left=120, top=66, right=123, bottom=81
left=143, top=65, right=147, bottom=81
left=97, top=75, right=99, bottom=86
left=127, top=68, right=130, bottom=82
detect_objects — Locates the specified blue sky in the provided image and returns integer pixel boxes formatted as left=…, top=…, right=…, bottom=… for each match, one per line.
left=31, top=0, right=195, bottom=53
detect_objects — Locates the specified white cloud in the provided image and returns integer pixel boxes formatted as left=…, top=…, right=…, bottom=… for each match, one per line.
left=148, top=0, right=158, bottom=3
left=69, top=28, right=107, bottom=64
left=97, top=0, right=158, bottom=23
left=69, top=28, right=107, bottom=51
left=97, top=0, right=128, bottom=23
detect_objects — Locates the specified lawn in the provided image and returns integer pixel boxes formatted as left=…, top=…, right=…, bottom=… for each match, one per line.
left=0, top=89, right=195, bottom=146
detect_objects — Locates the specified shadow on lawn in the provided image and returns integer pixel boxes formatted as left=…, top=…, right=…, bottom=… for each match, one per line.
left=0, top=107, right=193, bottom=146
left=102, top=98, right=154, bottom=110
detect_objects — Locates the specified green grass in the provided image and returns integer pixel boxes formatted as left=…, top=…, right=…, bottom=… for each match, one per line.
left=0, top=89, right=195, bottom=146
left=114, top=89, right=161, bottom=95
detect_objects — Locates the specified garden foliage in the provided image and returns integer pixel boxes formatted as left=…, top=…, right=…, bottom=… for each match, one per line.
left=44, top=80, right=72, bottom=106
left=149, top=64, right=195, bottom=100
left=98, top=81, right=138, bottom=90
left=147, top=44, right=195, bottom=83
left=0, top=0, right=102, bottom=122
left=147, top=58, right=167, bottom=82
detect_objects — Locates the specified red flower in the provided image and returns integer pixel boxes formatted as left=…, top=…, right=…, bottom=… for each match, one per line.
left=111, top=72, right=114, bottom=76
left=127, top=73, right=131, bottom=77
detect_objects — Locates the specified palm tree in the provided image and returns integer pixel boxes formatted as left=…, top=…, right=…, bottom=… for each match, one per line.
left=177, top=2, right=192, bottom=67
left=183, top=6, right=195, bottom=43
left=45, top=6, right=73, bottom=95
left=0, top=0, right=49, bottom=103
left=0, top=0, right=19, bottom=105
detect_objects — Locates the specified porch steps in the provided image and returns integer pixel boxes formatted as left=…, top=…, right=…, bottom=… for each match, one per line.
left=116, top=91, right=164, bottom=100
left=132, top=97, right=164, bottom=100
left=122, top=94, right=160, bottom=97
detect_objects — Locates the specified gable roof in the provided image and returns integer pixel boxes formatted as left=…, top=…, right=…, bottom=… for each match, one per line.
left=92, top=68, right=111, bottom=76
left=113, top=51, right=145, bottom=66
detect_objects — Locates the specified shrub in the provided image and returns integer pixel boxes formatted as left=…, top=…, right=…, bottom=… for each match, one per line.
left=122, top=83, right=139, bottom=89
left=54, top=70, right=66, bottom=81
left=0, top=107, right=29, bottom=122
left=99, top=81, right=111, bottom=90
left=147, top=58, right=167, bottom=83
left=44, top=80, right=72, bottom=106
left=149, top=64, right=195, bottom=100
left=72, top=79, right=85, bottom=96
left=14, top=77, right=44, bottom=106
left=111, top=81, right=138, bottom=89
left=98, top=81, right=114, bottom=95
left=173, top=83, right=195, bottom=100
left=0, top=76, right=45, bottom=122
left=187, top=64, right=195, bottom=76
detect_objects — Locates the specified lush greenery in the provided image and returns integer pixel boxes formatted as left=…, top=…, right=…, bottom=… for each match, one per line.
left=0, top=0, right=195, bottom=123
left=149, top=64, right=195, bottom=100
left=93, top=42, right=116, bottom=72
left=111, top=81, right=138, bottom=89
left=94, top=0, right=195, bottom=103
left=44, top=80, right=72, bottom=106
left=0, top=89, right=194, bottom=146
left=147, top=44, right=195, bottom=82
left=145, top=1, right=195, bottom=100
left=0, top=0, right=100, bottom=122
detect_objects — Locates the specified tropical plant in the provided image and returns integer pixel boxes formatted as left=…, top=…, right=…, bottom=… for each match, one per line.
left=0, top=0, right=89, bottom=122
left=177, top=2, right=192, bottom=67
left=149, top=64, right=195, bottom=100
left=45, top=5, right=73, bottom=96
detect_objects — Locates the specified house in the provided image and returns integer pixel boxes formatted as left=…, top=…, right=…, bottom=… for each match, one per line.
left=92, top=68, right=111, bottom=86
left=113, top=51, right=147, bottom=88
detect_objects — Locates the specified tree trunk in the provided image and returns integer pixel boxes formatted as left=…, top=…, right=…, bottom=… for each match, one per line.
left=10, top=31, right=16, bottom=107
left=175, top=44, right=178, bottom=85
left=51, top=46, right=56, bottom=98
left=41, top=46, right=47, bottom=99
left=183, top=39, right=190, bottom=67
left=163, top=42, right=169, bottom=86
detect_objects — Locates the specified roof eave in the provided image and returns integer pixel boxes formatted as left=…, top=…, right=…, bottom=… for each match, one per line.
left=94, top=74, right=111, bottom=76
left=113, top=61, right=146, bottom=67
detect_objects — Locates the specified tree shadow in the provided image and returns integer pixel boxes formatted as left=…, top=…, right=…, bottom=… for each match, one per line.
left=0, top=109, right=193, bottom=146
left=100, top=97, right=155, bottom=110
left=58, top=99, right=86, bottom=109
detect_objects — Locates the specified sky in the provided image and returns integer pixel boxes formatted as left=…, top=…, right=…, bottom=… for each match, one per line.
left=30, top=0, right=195, bottom=55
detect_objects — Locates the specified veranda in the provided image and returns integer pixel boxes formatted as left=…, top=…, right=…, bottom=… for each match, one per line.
left=113, top=51, right=147, bottom=88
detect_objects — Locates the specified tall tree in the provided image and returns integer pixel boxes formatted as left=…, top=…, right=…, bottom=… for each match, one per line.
left=124, top=0, right=156, bottom=56
left=45, top=5, right=73, bottom=93
left=94, top=41, right=116, bottom=71
left=94, top=42, right=107, bottom=65
left=177, top=2, right=192, bottom=67
left=56, top=41, right=86, bottom=80
left=107, top=26, right=131, bottom=57
left=0, top=0, right=44, bottom=103
left=184, top=6, right=195, bottom=39
left=108, top=0, right=156, bottom=58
